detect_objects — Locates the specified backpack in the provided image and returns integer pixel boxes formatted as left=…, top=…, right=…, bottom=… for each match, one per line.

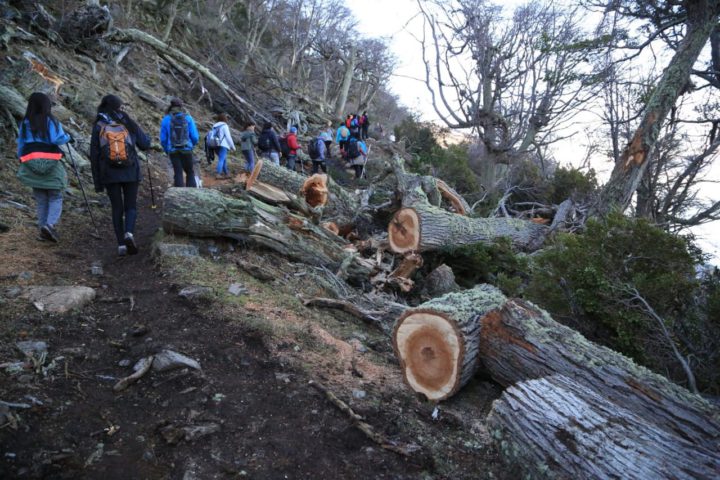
left=99, top=119, right=134, bottom=168
left=346, top=137, right=360, bottom=158
left=308, top=138, right=322, bottom=160
left=206, top=124, right=223, bottom=149
left=258, top=131, right=273, bottom=152
left=349, top=123, right=360, bottom=139
left=169, top=112, right=189, bottom=149
left=279, top=136, right=291, bottom=157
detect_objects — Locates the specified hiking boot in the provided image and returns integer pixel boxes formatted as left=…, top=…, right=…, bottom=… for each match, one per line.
left=124, top=232, right=138, bottom=255
left=42, top=225, right=59, bottom=243
left=118, top=245, right=128, bottom=256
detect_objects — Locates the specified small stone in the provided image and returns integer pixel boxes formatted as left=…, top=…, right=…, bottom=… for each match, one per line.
left=352, top=390, right=367, bottom=400
left=130, top=324, right=149, bottom=337
left=151, top=350, right=201, bottom=372
left=153, top=243, right=200, bottom=259
left=182, top=423, right=220, bottom=441
left=18, top=271, right=33, bottom=281
left=16, top=340, right=48, bottom=357
left=178, top=286, right=213, bottom=301
left=227, top=283, right=248, bottom=296
left=352, top=331, right=368, bottom=341
left=24, top=286, right=96, bottom=314
left=90, top=262, right=103, bottom=276
left=118, top=359, right=131, bottom=367
left=5, top=286, right=22, bottom=298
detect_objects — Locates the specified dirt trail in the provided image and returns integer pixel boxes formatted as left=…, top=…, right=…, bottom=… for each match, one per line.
left=0, top=180, right=427, bottom=479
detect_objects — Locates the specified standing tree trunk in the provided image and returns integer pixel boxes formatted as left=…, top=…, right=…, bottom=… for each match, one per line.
left=334, top=46, right=357, bottom=120
left=161, top=0, right=180, bottom=43
left=599, top=4, right=720, bottom=213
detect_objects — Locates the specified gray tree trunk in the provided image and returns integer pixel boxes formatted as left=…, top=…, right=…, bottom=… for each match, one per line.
left=334, top=46, right=357, bottom=120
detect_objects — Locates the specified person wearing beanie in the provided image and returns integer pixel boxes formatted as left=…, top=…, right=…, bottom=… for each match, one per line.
left=285, top=126, right=301, bottom=171
left=159, top=97, right=199, bottom=187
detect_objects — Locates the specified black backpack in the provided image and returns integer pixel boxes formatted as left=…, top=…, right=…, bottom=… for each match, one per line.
left=169, top=112, right=189, bottom=149
left=279, top=136, right=291, bottom=157
left=258, top=131, right=273, bottom=152
left=346, top=137, right=360, bottom=158
left=349, top=123, right=360, bottom=138
left=308, top=138, right=322, bottom=160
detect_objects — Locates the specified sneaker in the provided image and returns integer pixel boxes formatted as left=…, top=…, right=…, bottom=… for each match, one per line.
left=41, top=225, right=59, bottom=243
left=118, top=245, right=128, bottom=256
left=124, top=232, right=138, bottom=255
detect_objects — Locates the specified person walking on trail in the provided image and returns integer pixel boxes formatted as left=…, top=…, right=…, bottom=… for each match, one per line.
left=89, top=95, right=151, bottom=256
left=359, top=111, right=370, bottom=140
left=319, top=121, right=333, bottom=159
left=346, top=136, right=368, bottom=179
left=209, top=113, right=235, bottom=177
left=160, top=98, right=199, bottom=187
left=16, top=92, right=72, bottom=243
left=348, top=114, right=361, bottom=139
left=335, top=122, right=350, bottom=158
left=308, top=134, right=327, bottom=174
left=240, top=122, right=258, bottom=172
left=257, top=121, right=282, bottom=166
left=285, top=126, right=301, bottom=172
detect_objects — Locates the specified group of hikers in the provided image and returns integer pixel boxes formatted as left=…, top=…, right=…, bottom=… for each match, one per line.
left=16, top=91, right=372, bottom=256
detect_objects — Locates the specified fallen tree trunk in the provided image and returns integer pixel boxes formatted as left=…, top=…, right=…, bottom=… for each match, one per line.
left=392, top=285, right=506, bottom=401
left=161, top=188, right=373, bottom=285
left=388, top=203, right=548, bottom=253
left=487, top=374, right=720, bottom=480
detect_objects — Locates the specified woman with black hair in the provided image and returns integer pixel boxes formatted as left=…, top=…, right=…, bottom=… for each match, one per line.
left=16, top=92, right=72, bottom=243
left=89, top=95, right=151, bottom=256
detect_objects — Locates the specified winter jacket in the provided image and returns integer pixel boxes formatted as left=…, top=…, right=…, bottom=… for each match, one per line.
left=315, top=139, right=326, bottom=161
left=210, top=122, right=235, bottom=150
left=16, top=118, right=71, bottom=190
left=286, top=133, right=301, bottom=155
left=349, top=139, right=368, bottom=166
left=319, top=129, right=333, bottom=142
left=360, top=114, right=369, bottom=126
left=240, top=130, right=258, bottom=152
left=160, top=108, right=199, bottom=153
left=90, top=111, right=151, bottom=189
left=258, top=127, right=282, bottom=152
left=335, top=126, right=350, bottom=143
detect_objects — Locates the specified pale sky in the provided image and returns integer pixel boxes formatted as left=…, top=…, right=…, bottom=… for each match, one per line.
left=350, top=0, right=720, bottom=262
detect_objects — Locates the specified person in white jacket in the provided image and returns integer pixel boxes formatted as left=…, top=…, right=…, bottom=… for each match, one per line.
left=212, top=113, right=235, bottom=177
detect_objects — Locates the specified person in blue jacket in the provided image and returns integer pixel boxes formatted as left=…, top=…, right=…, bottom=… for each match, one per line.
left=160, top=98, right=199, bottom=187
left=16, top=92, right=71, bottom=243
left=90, top=95, right=151, bottom=256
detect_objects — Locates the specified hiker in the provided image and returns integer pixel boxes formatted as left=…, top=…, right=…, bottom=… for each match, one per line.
left=16, top=92, right=72, bottom=243
left=240, top=122, right=258, bottom=172
left=308, top=134, right=327, bottom=174
left=319, top=121, right=333, bottom=159
left=89, top=94, right=151, bottom=256
left=335, top=121, right=350, bottom=158
left=346, top=136, right=368, bottom=179
left=285, top=126, right=301, bottom=172
left=360, top=111, right=370, bottom=140
left=160, top=98, right=199, bottom=187
left=207, top=113, right=235, bottom=177
left=257, top=121, right=282, bottom=165
left=348, top=113, right=361, bottom=139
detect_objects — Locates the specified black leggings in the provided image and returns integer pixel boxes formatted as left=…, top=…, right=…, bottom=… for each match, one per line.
left=105, top=182, right=138, bottom=244
left=353, top=165, right=363, bottom=178
left=169, top=151, right=196, bottom=187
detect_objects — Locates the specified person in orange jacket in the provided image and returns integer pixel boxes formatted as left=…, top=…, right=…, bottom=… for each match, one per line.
left=285, top=126, right=301, bottom=171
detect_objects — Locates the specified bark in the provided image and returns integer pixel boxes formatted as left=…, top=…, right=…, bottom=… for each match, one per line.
left=161, top=0, right=180, bottom=43
left=334, top=45, right=357, bottom=120
left=419, top=264, right=460, bottom=299
left=479, top=299, right=720, bottom=450
left=436, top=179, right=470, bottom=215
left=599, top=5, right=720, bottom=213
left=392, top=285, right=506, bottom=401
left=387, top=203, right=548, bottom=254
left=487, top=374, right=720, bottom=480
left=161, top=188, right=373, bottom=285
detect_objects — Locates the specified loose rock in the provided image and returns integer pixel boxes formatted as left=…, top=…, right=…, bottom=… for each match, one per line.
left=24, top=286, right=96, bottom=314
left=16, top=340, right=47, bottom=357
left=352, top=390, right=367, bottom=400
left=228, top=283, right=248, bottom=296
left=178, top=285, right=213, bottom=301
left=151, top=350, right=201, bottom=372
left=153, top=243, right=200, bottom=259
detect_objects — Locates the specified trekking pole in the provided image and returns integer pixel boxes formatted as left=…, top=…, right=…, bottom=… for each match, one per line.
left=146, top=153, right=157, bottom=209
left=360, top=145, right=371, bottom=180
left=62, top=145, right=101, bottom=239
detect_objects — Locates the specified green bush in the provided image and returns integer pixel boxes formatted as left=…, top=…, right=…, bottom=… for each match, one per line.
left=550, top=166, right=598, bottom=203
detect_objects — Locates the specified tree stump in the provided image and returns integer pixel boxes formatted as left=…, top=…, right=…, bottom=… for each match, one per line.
left=392, top=285, right=506, bottom=401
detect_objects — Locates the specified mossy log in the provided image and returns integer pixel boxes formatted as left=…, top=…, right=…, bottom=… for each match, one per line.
left=388, top=203, right=548, bottom=253
left=161, top=188, right=373, bottom=285
left=487, top=374, right=720, bottom=480
left=392, top=285, right=506, bottom=401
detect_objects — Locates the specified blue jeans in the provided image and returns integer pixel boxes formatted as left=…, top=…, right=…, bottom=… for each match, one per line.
left=286, top=154, right=297, bottom=171
left=32, top=188, right=63, bottom=228
left=242, top=149, right=255, bottom=172
left=262, top=151, right=280, bottom=165
left=216, top=147, right=229, bottom=175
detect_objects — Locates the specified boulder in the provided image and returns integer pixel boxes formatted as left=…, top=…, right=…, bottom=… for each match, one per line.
left=24, top=286, right=96, bottom=313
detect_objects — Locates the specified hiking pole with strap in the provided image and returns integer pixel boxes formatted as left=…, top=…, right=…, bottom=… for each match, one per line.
left=62, top=144, right=101, bottom=239
left=146, top=153, right=157, bottom=209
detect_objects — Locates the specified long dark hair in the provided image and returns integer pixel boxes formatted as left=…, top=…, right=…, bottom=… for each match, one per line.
left=97, top=94, right=123, bottom=115
left=23, top=92, right=56, bottom=140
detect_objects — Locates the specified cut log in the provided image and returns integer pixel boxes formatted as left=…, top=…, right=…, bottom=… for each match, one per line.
left=246, top=159, right=263, bottom=191
left=301, top=174, right=329, bottom=208
left=161, top=188, right=373, bottom=285
left=388, top=203, right=548, bottom=253
left=321, top=222, right=340, bottom=235
left=487, top=374, right=720, bottom=480
left=247, top=181, right=291, bottom=205
left=392, top=285, right=506, bottom=401
left=436, top=179, right=470, bottom=215
left=479, top=299, right=720, bottom=450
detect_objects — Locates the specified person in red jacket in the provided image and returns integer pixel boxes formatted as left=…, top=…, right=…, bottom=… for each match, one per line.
left=286, top=126, right=301, bottom=171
